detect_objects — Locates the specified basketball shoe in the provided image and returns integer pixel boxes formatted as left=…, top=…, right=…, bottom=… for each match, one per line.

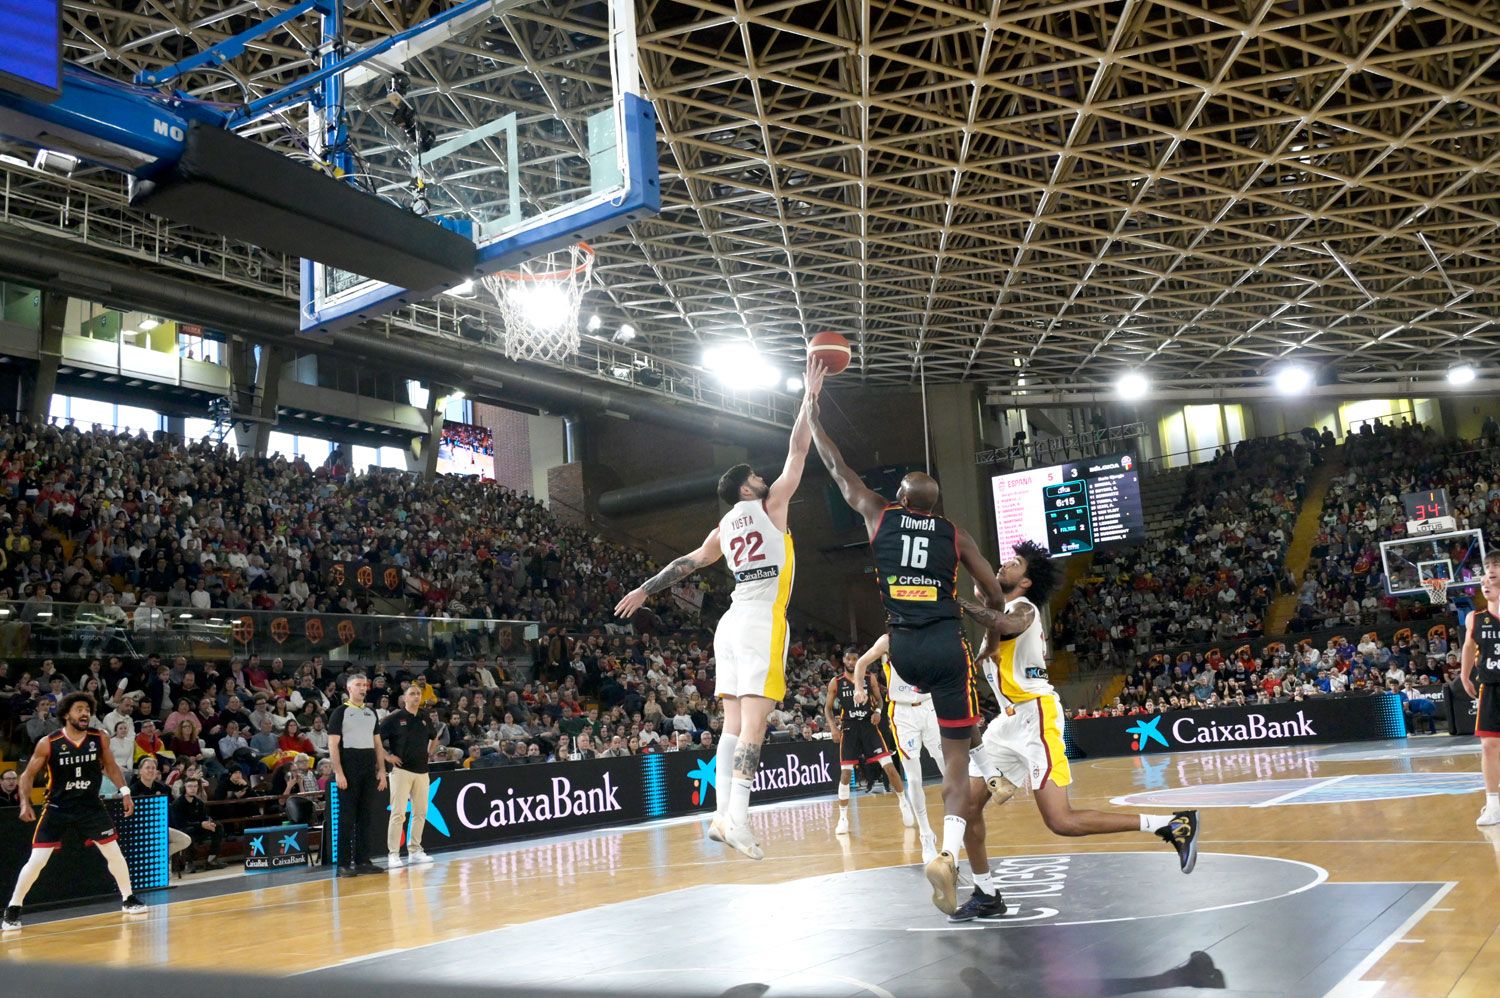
left=986, top=774, right=1020, bottom=806
left=1, top=906, right=20, bottom=931
left=948, top=887, right=1007, bottom=923
left=1156, top=810, right=1201, bottom=873
left=121, top=895, right=147, bottom=916
left=919, top=831, right=938, bottom=865
left=708, top=816, right=728, bottom=843
left=722, top=821, right=764, bottom=861
left=834, top=809, right=849, bottom=835
left=1477, top=803, right=1500, bottom=827
left=924, top=851, right=959, bottom=915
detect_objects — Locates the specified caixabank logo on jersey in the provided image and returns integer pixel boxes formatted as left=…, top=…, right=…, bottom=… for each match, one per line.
left=1066, top=694, right=1407, bottom=760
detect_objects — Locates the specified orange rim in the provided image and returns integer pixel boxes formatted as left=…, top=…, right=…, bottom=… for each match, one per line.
left=492, top=242, right=594, bottom=283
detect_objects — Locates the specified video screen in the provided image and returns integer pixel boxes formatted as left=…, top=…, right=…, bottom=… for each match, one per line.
left=436, top=420, right=495, bottom=480
left=991, top=453, right=1145, bottom=560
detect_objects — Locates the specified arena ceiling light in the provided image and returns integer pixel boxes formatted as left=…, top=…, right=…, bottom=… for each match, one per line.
left=586, top=314, right=602, bottom=332
left=1115, top=371, right=1149, bottom=401
left=613, top=323, right=636, bottom=344
left=704, top=342, right=779, bottom=389
left=1273, top=364, right=1312, bottom=395
left=1448, top=363, right=1476, bottom=386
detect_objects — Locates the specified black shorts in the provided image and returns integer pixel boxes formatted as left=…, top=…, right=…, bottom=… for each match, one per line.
left=32, top=803, right=117, bottom=849
left=1478, top=684, right=1500, bottom=737
left=839, top=721, right=892, bottom=766
left=887, top=618, right=979, bottom=739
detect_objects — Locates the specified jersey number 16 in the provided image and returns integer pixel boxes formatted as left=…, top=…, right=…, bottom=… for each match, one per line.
left=900, top=535, right=929, bottom=569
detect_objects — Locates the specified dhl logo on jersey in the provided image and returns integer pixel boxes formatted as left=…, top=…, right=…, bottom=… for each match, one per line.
left=889, top=584, right=938, bottom=601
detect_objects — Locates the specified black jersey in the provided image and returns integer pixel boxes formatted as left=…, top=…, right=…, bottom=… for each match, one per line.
left=1473, top=608, right=1500, bottom=684
left=870, top=503, right=959, bottom=626
left=43, top=729, right=108, bottom=811
left=836, top=675, right=875, bottom=726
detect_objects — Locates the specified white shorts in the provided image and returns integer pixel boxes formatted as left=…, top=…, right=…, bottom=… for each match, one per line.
left=968, top=695, right=1071, bottom=790
left=889, top=698, right=944, bottom=774
left=712, top=601, right=788, bottom=700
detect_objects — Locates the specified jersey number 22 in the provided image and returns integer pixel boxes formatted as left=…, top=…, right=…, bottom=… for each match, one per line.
left=730, top=531, right=765, bottom=567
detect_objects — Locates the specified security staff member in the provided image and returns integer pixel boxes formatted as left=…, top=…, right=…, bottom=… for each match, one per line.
left=328, top=673, right=387, bottom=876
left=379, top=684, right=440, bottom=869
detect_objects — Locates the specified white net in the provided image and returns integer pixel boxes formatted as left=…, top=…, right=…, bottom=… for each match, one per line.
left=481, top=243, right=595, bottom=362
left=1421, top=577, right=1450, bottom=606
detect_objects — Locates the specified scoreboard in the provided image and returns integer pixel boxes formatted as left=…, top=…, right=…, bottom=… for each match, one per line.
left=1401, top=488, right=1455, bottom=535
left=991, top=452, right=1147, bottom=560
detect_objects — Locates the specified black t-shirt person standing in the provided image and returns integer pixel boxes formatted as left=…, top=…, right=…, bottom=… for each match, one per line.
left=328, top=674, right=388, bottom=875
left=378, top=685, right=440, bottom=867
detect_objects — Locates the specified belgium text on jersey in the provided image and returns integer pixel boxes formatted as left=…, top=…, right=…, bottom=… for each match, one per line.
left=455, top=774, right=622, bottom=828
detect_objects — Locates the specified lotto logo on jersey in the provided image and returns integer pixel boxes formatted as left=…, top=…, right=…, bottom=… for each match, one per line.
left=890, top=585, right=938, bottom=601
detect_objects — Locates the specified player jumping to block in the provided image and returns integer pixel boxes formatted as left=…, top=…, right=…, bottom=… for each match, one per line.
left=615, top=358, right=825, bottom=860
left=949, top=541, right=1200, bottom=922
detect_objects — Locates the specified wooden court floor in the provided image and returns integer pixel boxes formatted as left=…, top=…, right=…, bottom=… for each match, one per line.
left=2, top=737, right=1498, bottom=996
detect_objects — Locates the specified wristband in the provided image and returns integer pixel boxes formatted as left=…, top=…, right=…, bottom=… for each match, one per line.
left=118, top=786, right=130, bottom=795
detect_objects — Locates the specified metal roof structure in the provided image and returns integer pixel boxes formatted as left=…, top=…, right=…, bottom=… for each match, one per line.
left=19, top=0, right=1500, bottom=396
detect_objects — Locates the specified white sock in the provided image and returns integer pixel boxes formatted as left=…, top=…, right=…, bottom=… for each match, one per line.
left=969, top=746, right=999, bottom=780
left=715, top=733, right=738, bottom=818
left=972, top=870, right=993, bottom=893
left=729, top=777, right=752, bottom=826
left=903, top=756, right=929, bottom=827
left=1140, top=814, right=1171, bottom=833
left=98, top=840, right=134, bottom=899
left=942, top=814, right=966, bottom=858
left=837, top=780, right=851, bottom=803
left=8, top=849, right=53, bottom=907
left=1488, top=792, right=1499, bottom=809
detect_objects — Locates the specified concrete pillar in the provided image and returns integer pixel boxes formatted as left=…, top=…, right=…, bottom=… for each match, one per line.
left=422, top=385, right=449, bottom=480
left=27, top=291, right=66, bottom=423
left=251, top=343, right=284, bottom=457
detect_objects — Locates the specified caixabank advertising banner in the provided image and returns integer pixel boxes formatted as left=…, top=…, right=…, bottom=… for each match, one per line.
left=1063, top=693, right=1408, bottom=760
left=329, top=740, right=840, bottom=864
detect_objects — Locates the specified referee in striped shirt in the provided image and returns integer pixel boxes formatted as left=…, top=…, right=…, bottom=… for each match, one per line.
left=329, top=673, right=387, bottom=876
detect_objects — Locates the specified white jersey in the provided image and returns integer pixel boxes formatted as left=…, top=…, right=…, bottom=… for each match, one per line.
left=717, top=499, right=794, bottom=606
left=882, top=656, right=930, bottom=705
left=980, top=596, right=1055, bottom=705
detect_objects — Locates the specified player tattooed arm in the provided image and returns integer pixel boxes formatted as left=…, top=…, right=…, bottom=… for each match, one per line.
left=824, top=678, right=842, bottom=739
left=957, top=595, right=1036, bottom=637
left=807, top=401, right=887, bottom=539
left=764, top=358, right=827, bottom=531
left=614, top=527, right=724, bottom=618
left=956, top=527, right=1006, bottom=608
left=851, top=634, right=888, bottom=705
left=99, top=735, right=133, bottom=818
left=15, top=735, right=51, bottom=823
left=1462, top=608, right=1479, bottom=698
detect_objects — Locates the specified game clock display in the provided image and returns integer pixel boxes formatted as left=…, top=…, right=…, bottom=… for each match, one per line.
left=992, top=453, right=1146, bottom=560
left=1401, top=488, right=1449, bottom=523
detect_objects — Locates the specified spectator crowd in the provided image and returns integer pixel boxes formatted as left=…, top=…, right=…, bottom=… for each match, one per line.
left=1056, top=435, right=1312, bottom=663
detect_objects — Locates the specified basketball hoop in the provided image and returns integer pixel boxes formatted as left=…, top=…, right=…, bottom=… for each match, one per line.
left=1421, top=577, right=1450, bottom=607
left=481, top=242, right=595, bottom=362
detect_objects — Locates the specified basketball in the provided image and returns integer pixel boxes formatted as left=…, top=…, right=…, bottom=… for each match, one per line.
left=808, top=331, right=852, bottom=375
